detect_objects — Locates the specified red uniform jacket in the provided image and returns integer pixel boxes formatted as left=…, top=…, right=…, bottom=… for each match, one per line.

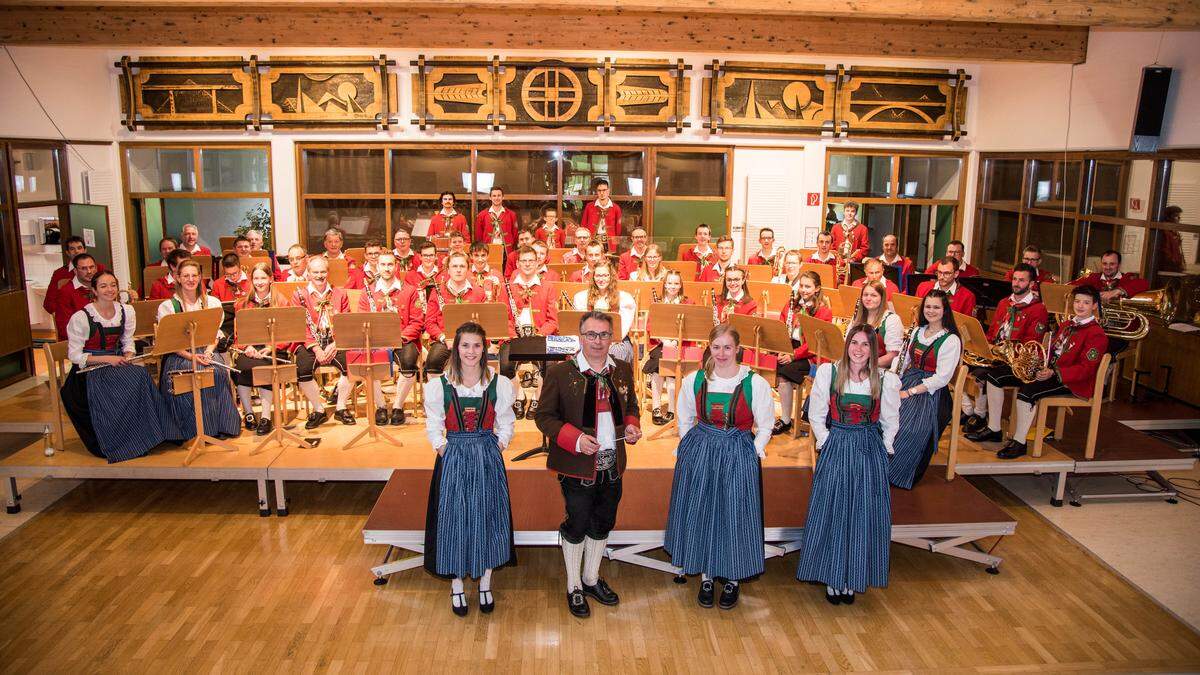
left=681, top=244, right=715, bottom=272
left=44, top=263, right=106, bottom=316
left=916, top=280, right=977, bottom=316
left=781, top=303, right=834, bottom=360
left=428, top=211, right=470, bottom=239
left=473, top=208, right=518, bottom=250
left=183, top=243, right=212, bottom=256
left=617, top=248, right=646, bottom=280
left=356, top=281, right=424, bottom=344
left=538, top=266, right=561, bottom=284
left=579, top=201, right=622, bottom=252
left=1071, top=272, right=1149, bottom=298
left=291, top=285, right=351, bottom=346
left=1050, top=319, right=1109, bottom=398
left=924, top=260, right=981, bottom=277
left=404, top=265, right=446, bottom=290
left=211, top=274, right=250, bottom=302
left=568, top=267, right=593, bottom=284
left=427, top=279, right=489, bottom=341
left=697, top=261, right=735, bottom=283
left=148, top=275, right=177, bottom=301
left=987, top=296, right=1050, bottom=344
left=504, top=276, right=559, bottom=336
left=535, top=224, right=567, bottom=248
left=806, top=253, right=838, bottom=266
left=714, top=293, right=758, bottom=322
left=830, top=223, right=869, bottom=262
left=747, top=248, right=782, bottom=267
left=233, top=291, right=295, bottom=351
left=852, top=277, right=899, bottom=300
left=392, top=251, right=416, bottom=274
left=53, top=279, right=94, bottom=340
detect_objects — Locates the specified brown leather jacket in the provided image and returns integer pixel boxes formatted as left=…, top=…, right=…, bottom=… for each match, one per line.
left=535, top=357, right=641, bottom=480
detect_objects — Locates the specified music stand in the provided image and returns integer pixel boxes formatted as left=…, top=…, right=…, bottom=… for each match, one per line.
left=800, top=262, right=837, bottom=289
left=442, top=303, right=511, bottom=341
left=153, top=307, right=235, bottom=465
left=646, top=303, right=715, bottom=441
left=332, top=313, right=405, bottom=450
left=236, top=306, right=309, bottom=455
left=728, top=314, right=792, bottom=387
left=890, top=292, right=923, bottom=328
left=953, top=311, right=990, bottom=357
left=837, top=285, right=861, bottom=316
left=797, top=313, right=845, bottom=364
left=1039, top=282, right=1074, bottom=317
left=747, top=281, right=793, bottom=318
left=683, top=281, right=721, bottom=306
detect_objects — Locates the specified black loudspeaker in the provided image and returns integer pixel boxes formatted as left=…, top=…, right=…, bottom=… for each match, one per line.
left=1130, top=66, right=1173, bottom=153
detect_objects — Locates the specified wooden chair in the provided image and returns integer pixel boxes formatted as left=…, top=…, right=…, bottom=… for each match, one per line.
left=944, top=365, right=970, bottom=480
left=675, top=242, right=696, bottom=261
left=662, top=260, right=698, bottom=280
left=143, top=265, right=169, bottom=294
left=742, top=265, right=774, bottom=282
left=1030, top=353, right=1111, bottom=459
left=219, top=236, right=237, bottom=253
left=41, top=341, right=71, bottom=454
left=548, top=247, right=572, bottom=264
left=1105, top=342, right=1140, bottom=402
left=345, top=247, right=365, bottom=268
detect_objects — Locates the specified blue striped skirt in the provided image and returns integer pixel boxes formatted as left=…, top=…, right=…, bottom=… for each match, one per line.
left=888, top=368, right=942, bottom=489
left=159, top=353, right=242, bottom=439
left=424, top=430, right=515, bottom=579
left=664, top=423, right=764, bottom=580
left=796, top=421, right=891, bottom=593
left=63, top=364, right=181, bottom=463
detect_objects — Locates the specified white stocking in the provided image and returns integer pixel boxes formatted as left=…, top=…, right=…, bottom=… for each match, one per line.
left=334, top=375, right=352, bottom=411
left=393, top=374, right=415, bottom=410
left=986, top=383, right=1006, bottom=433
left=298, top=380, right=324, bottom=413
left=236, top=385, right=255, bottom=416
left=778, top=382, right=794, bottom=424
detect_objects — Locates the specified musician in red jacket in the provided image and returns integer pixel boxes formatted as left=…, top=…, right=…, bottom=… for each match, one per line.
left=773, top=270, right=833, bottom=435
left=915, top=257, right=977, bottom=316
left=698, top=236, right=737, bottom=282
left=579, top=179, right=621, bottom=252
left=746, top=228, right=783, bottom=268
left=562, top=227, right=592, bottom=264
left=963, top=264, right=1050, bottom=437
left=427, top=191, right=470, bottom=239
left=52, top=253, right=99, bottom=340
left=473, top=187, right=518, bottom=250
left=992, top=286, right=1107, bottom=459
left=713, top=266, right=758, bottom=322
left=923, top=240, right=980, bottom=277
left=1004, top=245, right=1057, bottom=295
left=468, top=241, right=504, bottom=296
left=405, top=241, right=445, bottom=290
left=681, top=224, right=716, bottom=271
left=504, top=229, right=537, bottom=279
left=179, top=223, right=212, bottom=256
left=498, top=246, right=559, bottom=419
left=148, top=249, right=194, bottom=301
left=420, top=252, right=472, bottom=383
left=569, top=242, right=606, bottom=283
left=391, top=229, right=416, bottom=273
left=356, top=252, right=425, bottom=426
left=617, top=226, right=649, bottom=280
left=851, top=258, right=900, bottom=300
left=211, top=253, right=250, bottom=302
left=44, top=236, right=106, bottom=320
left=291, top=255, right=354, bottom=428
left=879, top=234, right=915, bottom=294
left=1071, top=249, right=1149, bottom=302
left=534, top=205, right=567, bottom=249
left=532, top=240, right=560, bottom=283
left=829, top=202, right=869, bottom=262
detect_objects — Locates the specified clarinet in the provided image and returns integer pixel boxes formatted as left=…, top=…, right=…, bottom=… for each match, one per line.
left=785, top=288, right=799, bottom=339
left=713, top=296, right=722, bottom=326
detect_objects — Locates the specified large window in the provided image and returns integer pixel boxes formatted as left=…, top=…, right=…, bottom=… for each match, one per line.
left=296, top=143, right=730, bottom=254
left=973, top=152, right=1200, bottom=294
left=823, top=150, right=965, bottom=271
left=122, top=142, right=274, bottom=271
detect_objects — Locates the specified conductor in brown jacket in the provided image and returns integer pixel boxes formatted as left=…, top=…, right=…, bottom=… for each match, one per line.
left=535, top=311, right=642, bottom=619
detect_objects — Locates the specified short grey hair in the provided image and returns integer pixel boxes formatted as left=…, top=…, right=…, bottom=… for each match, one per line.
left=578, top=310, right=613, bottom=333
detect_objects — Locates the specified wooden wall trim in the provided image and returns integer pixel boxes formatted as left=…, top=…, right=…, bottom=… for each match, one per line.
left=0, top=6, right=1090, bottom=63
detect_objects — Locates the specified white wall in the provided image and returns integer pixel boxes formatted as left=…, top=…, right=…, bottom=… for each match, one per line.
left=1, top=30, right=1196, bottom=286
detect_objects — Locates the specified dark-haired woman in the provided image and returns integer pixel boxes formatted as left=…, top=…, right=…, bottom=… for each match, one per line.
left=232, top=262, right=293, bottom=436
left=666, top=324, right=775, bottom=610
left=60, top=271, right=178, bottom=462
left=797, top=324, right=900, bottom=605
left=888, top=290, right=962, bottom=489
left=428, top=191, right=470, bottom=239
left=423, top=322, right=517, bottom=617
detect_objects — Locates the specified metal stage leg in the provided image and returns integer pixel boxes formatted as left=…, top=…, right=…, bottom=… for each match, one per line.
left=1069, top=471, right=1179, bottom=505
left=370, top=544, right=425, bottom=581
left=256, top=479, right=270, bottom=517
left=4, top=476, right=18, bottom=514
left=1052, top=471, right=1067, bottom=507
left=893, top=535, right=1005, bottom=573
left=274, top=478, right=288, bottom=516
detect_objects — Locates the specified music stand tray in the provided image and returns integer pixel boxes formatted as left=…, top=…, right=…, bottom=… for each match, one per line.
left=797, top=313, right=845, bottom=364
left=728, top=314, right=793, bottom=386
left=646, top=303, right=715, bottom=441
left=442, top=303, right=512, bottom=341
left=235, top=306, right=310, bottom=454
left=154, top=307, right=235, bottom=465
left=332, top=313, right=406, bottom=450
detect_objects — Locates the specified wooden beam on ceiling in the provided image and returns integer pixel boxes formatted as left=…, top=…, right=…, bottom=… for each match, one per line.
left=0, top=6, right=1090, bottom=63
left=0, top=0, right=1196, bottom=29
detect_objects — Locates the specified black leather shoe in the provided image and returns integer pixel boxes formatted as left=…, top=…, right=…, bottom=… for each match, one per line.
left=962, top=414, right=986, bottom=433
left=664, top=410, right=675, bottom=423
left=527, top=400, right=538, bottom=417
left=479, top=590, right=494, bottom=614
left=375, top=408, right=389, bottom=426
left=451, top=592, right=468, bottom=617
left=997, top=440, right=1028, bottom=460
left=304, top=411, right=328, bottom=430
left=966, top=428, right=1003, bottom=444
left=255, top=417, right=273, bottom=436
left=243, top=413, right=257, bottom=430
left=335, top=409, right=356, bottom=425
left=651, top=407, right=666, bottom=426
left=697, top=579, right=715, bottom=608
left=772, top=419, right=793, bottom=436
left=567, top=590, right=590, bottom=618
left=582, top=578, right=619, bottom=606
left=825, top=589, right=843, bottom=605
left=513, top=401, right=526, bottom=420
left=842, top=591, right=856, bottom=605
left=390, top=408, right=406, bottom=426
left=718, top=582, right=740, bottom=610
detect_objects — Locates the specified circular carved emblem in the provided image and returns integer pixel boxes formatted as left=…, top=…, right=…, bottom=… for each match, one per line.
left=521, top=67, right=583, bottom=123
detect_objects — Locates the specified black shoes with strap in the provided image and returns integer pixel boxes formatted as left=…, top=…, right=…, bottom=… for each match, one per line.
left=697, top=579, right=715, bottom=608
left=582, top=578, right=619, bottom=606
left=567, top=590, right=590, bottom=618
left=718, top=582, right=740, bottom=610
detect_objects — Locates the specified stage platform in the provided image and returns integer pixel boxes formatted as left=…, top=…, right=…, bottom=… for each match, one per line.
left=363, top=467, right=1017, bottom=583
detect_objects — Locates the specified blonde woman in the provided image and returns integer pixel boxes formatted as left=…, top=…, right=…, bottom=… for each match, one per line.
left=630, top=243, right=668, bottom=283
left=643, top=270, right=692, bottom=426
left=849, top=280, right=903, bottom=369
left=571, top=262, right=637, bottom=364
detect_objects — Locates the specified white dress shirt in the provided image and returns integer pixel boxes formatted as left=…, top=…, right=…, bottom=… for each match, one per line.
left=676, top=365, right=775, bottom=458
left=571, top=289, right=636, bottom=341
left=573, top=352, right=618, bottom=456
left=423, top=374, right=516, bottom=453
left=66, top=303, right=137, bottom=367
left=807, top=363, right=900, bottom=455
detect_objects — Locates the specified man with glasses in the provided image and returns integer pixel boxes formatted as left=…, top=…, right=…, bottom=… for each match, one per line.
left=284, top=245, right=309, bottom=282
left=923, top=240, right=980, bottom=277
left=617, top=226, right=649, bottom=280
left=392, top=229, right=415, bottom=272
left=916, top=257, right=977, bottom=315
left=498, top=245, right=559, bottom=419
left=1004, top=245, right=1057, bottom=295
left=535, top=311, right=641, bottom=619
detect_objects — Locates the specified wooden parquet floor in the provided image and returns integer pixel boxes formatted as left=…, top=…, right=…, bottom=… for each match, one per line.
left=0, top=477, right=1198, bottom=672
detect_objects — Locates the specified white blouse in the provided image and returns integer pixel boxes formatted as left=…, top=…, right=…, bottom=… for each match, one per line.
left=899, top=327, right=963, bottom=394
left=157, top=295, right=226, bottom=341
left=423, top=375, right=516, bottom=453
left=857, top=311, right=904, bottom=354
left=676, top=365, right=775, bottom=458
left=572, top=289, right=637, bottom=341
left=807, top=363, right=900, bottom=455
left=66, top=303, right=137, bottom=367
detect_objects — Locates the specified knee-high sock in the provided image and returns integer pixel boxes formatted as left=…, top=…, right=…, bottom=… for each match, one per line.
left=1012, top=399, right=1036, bottom=443
left=334, top=376, right=352, bottom=411
left=561, top=538, right=584, bottom=592
left=665, top=377, right=677, bottom=413
left=258, top=389, right=274, bottom=419
left=236, top=385, right=255, bottom=416
left=779, top=382, right=794, bottom=423
left=372, top=381, right=385, bottom=409
left=650, top=373, right=663, bottom=409
left=582, top=536, right=607, bottom=587
left=986, top=383, right=1006, bottom=433
left=962, top=380, right=982, bottom=415
left=480, top=568, right=492, bottom=592
left=299, top=380, right=325, bottom=413
left=512, top=376, right=525, bottom=402
left=393, top=374, right=415, bottom=410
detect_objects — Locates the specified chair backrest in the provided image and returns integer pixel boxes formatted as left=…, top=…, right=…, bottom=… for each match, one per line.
left=143, top=265, right=169, bottom=293
left=741, top=265, right=773, bottom=282
left=219, top=236, right=237, bottom=253
left=345, top=247, right=366, bottom=267
left=548, top=247, right=571, bottom=264
left=43, top=340, right=69, bottom=377
left=1091, top=352, right=1112, bottom=401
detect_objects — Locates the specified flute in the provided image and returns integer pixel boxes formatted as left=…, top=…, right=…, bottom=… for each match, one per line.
left=78, top=353, right=151, bottom=373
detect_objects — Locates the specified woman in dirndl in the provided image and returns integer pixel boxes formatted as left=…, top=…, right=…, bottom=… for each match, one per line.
left=423, top=321, right=517, bottom=617
left=60, top=270, right=179, bottom=462
left=797, top=323, right=900, bottom=605
left=666, top=323, right=775, bottom=610
left=888, top=290, right=962, bottom=489
left=156, top=259, right=242, bottom=439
